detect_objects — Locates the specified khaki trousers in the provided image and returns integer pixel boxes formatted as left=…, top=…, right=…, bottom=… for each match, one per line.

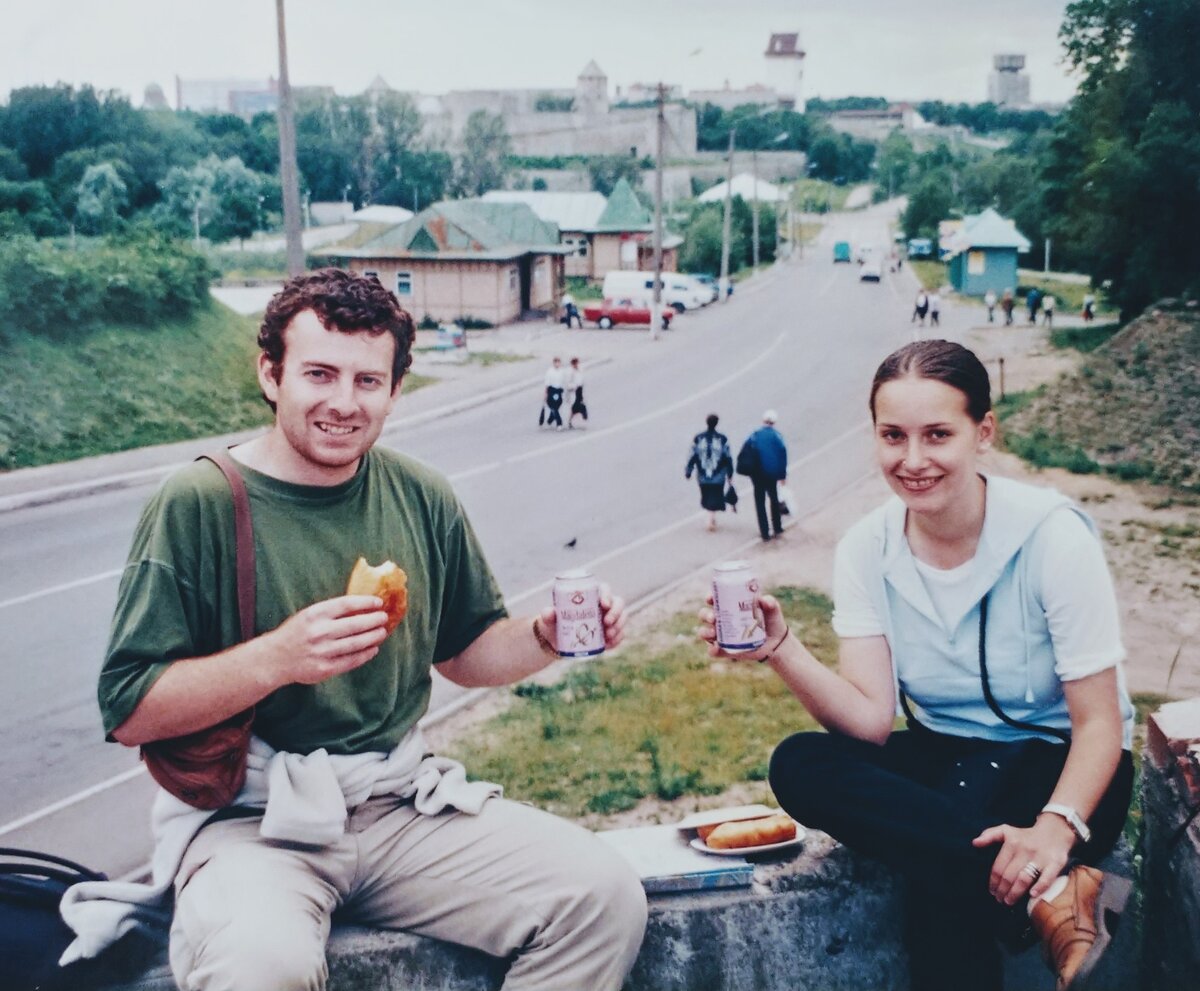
left=169, top=796, right=647, bottom=991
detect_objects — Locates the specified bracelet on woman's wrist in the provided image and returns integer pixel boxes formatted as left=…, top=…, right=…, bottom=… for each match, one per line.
left=758, top=627, right=791, bottom=663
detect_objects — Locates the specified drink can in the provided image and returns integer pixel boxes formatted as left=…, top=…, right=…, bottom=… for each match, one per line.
left=712, top=561, right=766, bottom=652
left=553, top=569, right=605, bottom=657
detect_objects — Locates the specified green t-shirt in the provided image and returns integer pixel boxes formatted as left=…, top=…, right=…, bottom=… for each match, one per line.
left=98, top=448, right=508, bottom=755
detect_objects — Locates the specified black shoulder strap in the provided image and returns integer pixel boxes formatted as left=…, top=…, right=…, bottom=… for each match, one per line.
left=197, top=451, right=255, bottom=643
left=901, top=593, right=1071, bottom=744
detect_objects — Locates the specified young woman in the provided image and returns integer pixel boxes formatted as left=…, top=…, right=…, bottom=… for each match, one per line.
left=699, top=340, right=1134, bottom=991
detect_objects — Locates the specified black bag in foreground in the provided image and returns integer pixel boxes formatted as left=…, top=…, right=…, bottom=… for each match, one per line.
left=0, top=848, right=107, bottom=991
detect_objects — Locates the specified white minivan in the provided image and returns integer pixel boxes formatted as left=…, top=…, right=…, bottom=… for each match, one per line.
left=601, top=271, right=708, bottom=313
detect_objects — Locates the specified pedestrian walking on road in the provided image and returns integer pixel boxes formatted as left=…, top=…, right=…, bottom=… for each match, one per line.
left=984, top=289, right=997, bottom=323
left=566, top=357, right=588, bottom=428
left=1042, top=294, right=1055, bottom=327
left=78, top=268, right=647, bottom=991
left=912, top=290, right=929, bottom=326
left=703, top=338, right=1135, bottom=991
left=736, top=410, right=789, bottom=541
left=561, top=293, right=582, bottom=329
left=541, top=356, right=566, bottom=430
left=1027, top=287, right=1041, bottom=325
left=686, top=413, right=734, bottom=532
left=929, top=291, right=942, bottom=327
left=1082, top=293, right=1096, bottom=323
left=1001, top=288, right=1015, bottom=326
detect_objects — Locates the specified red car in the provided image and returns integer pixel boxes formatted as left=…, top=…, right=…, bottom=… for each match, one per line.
left=582, top=298, right=673, bottom=329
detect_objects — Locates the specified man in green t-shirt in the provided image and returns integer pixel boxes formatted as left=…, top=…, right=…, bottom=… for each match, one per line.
left=98, top=269, right=647, bottom=991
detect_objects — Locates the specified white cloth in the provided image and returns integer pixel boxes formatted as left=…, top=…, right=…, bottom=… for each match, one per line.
left=564, top=368, right=582, bottom=391
left=544, top=366, right=565, bottom=389
left=58, top=729, right=500, bottom=964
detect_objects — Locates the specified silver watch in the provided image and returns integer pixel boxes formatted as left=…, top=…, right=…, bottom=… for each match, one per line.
left=1041, top=803, right=1092, bottom=844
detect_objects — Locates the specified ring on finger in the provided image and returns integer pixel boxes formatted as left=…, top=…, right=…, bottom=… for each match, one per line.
left=1021, top=861, right=1042, bottom=880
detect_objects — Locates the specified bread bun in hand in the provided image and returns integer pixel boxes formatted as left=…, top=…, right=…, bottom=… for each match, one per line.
left=346, top=557, right=408, bottom=633
left=704, top=814, right=796, bottom=850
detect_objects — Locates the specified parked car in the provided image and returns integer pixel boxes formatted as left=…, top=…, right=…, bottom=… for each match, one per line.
left=687, top=273, right=721, bottom=303
left=583, top=298, right=674, bottom=329
left=859, top=258, right=883, bottom=282
left=907, top=237, right=933, bottom=258
left=833, top=241, right=852, bottom=263
left=600, top=271, right=707, bottom=313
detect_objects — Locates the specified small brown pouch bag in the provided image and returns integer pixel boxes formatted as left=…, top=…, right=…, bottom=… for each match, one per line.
left=141, top=452, right=256, bottom=810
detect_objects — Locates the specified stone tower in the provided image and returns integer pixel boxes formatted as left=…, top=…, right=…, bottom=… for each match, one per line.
left=764, top=33, right=805, bottom=111
left=988, top=54, right=1031, bottom=107
left=576, top=61, right=609, bottom=116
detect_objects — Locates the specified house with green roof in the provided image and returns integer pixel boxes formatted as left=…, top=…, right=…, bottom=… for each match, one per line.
left=323, top=199, right=570, bottom=325
left=481, top=179, right=682, bottom=282
left=588, top=178, right=681, bottom=279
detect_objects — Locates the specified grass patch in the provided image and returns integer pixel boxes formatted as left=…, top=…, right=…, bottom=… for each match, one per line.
left=1050, top=322, right=1122, bottom=353
left=443, top=585, right=836, bottom=820
left=0, top=301, right=435, bottom=470
left=1001, top=427, right=1102, bottom=475
left=1016, top=274, right=1106, bottom=315
left=909, top=259, right=947, bottom=290
left=466, top=351, right=533, bottom=368
left=564, top=276, right=603, bottom=301
left=791, top=178, right=851, bottom=213
left=0, top=303, right=270, bottom=470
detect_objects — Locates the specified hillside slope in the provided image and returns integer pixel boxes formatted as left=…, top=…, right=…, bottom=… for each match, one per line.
left=0, top=303, right=270, bottom=471
left=1003, top=300, right=1200, bottom=492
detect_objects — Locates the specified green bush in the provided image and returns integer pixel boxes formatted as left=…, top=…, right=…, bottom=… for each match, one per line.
left=0, top=234, right=214, bottom=341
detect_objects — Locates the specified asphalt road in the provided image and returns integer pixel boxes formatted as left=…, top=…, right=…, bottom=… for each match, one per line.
left=0, top=200, right=919, bottom=877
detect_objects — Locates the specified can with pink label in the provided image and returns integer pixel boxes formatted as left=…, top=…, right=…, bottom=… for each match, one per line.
left=553, top=569, right=605, bottom=657
left=712, top=561, right=766, bottom=652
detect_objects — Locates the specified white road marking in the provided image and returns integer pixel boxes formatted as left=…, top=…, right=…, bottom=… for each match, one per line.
left=0, top=568, right=124, bottom=610
left=0, top=765, right=146, bottom=838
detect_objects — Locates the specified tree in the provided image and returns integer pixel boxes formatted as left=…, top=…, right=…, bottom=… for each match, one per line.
left=1044, top=0, right=1200, bottom=313
left=452, top=110, right=511, bottom=197
left=902, top=172, right=955, bottom=240
left=587, top=154, right=644, bottom=197
left=208, top=157, right=265, bottom=246
left=75, top=162, right=129, bottom=234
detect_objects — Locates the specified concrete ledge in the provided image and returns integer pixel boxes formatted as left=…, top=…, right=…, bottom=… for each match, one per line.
left=81, top=829, right=1140, bottom=991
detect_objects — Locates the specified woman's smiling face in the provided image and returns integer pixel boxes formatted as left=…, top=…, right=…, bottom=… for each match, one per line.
left=872, top=374, right=995, bottom=516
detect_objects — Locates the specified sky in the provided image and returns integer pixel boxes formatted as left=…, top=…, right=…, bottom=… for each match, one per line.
left=1, top=0, right=1079, bottom=108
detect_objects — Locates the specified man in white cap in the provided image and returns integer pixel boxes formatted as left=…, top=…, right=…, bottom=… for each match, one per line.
left=736, top=410, right=789, bottom=541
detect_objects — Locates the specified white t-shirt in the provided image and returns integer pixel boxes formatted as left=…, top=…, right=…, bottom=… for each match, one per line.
left=544, top=366, right=565, bottom=389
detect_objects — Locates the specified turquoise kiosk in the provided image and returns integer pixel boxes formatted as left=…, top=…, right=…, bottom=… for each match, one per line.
left=943, top=208, right=1031, bottom=298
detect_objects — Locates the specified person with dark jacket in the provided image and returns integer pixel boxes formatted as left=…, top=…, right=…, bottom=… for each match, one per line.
left=738, top=410, right=788, bottom=541
left=686, top=414, right=734, bottom=532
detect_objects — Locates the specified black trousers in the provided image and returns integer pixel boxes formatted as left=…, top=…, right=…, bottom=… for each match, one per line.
left=544, top=388, right=564, bottom=427
left=752, top=478, right=783, bottom=539
left=769, top=726, right=1133, bottom=991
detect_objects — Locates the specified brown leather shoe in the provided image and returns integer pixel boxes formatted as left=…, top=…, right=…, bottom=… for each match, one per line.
left=1030, top=865, right=1132, bottom=990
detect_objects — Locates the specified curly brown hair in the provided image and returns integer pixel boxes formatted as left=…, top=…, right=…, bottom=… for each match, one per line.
left=257, top=268, right=415, bottom=409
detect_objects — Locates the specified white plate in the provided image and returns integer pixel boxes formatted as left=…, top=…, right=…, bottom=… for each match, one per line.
left=689, top=827, right=806, bottom=857
left=676, top=804, right=778, bottom=832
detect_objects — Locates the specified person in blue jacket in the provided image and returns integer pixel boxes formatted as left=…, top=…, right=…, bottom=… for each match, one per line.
left=739, top=410, right=788, bottom=541
left=700, top=340, right=1133, bottom=991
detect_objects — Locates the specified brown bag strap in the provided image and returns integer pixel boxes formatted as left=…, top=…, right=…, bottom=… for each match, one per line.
left=197, top=451, right=255, bottom=642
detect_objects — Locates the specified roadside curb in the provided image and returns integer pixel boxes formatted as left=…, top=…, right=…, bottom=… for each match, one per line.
left=0, top=355, right=615, bottom=515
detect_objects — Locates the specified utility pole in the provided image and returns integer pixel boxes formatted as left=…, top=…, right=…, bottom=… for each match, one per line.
left=651, top=82, right=665, bottom=341
left=719, top=127, right=734, bottom=302
left=275, top=0, right=304, bottom=276
left=751, top=146, right=760, bottom=270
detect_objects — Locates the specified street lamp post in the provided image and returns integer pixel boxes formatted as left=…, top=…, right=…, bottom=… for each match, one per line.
left=650, top=82, right=665, bottom=341
left=274, top=0, right=304, bottom=276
